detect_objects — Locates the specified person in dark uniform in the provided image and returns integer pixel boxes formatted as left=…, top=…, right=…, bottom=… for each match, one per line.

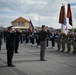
left=34, top=30, right=38, bottom=45
left=20, top=32, right=23, bottom=43
left=25, top=29, right=30, bottom=44
left=46, top=30, right=49, bottom=49
left=37, top=30, right=40, bottom=47
left=50, top=31, right=56, bottom=49
left=4, top=30, right=7, bottom=43
left=30, top=31, right=35, bottom=46
left=39, top=25, right=50, bottom=61
left=0, top=30, right=3, bottom=51
left=6, top=26, right=15, bottom=67
left=46, top=27, right=49, bottom=49
left=15, top=28, right=22, bottom=53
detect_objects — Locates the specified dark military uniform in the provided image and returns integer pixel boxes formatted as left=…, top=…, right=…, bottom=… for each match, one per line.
left=15, top=30, right=21, bottom=53
left=34, top=31, right=40, bottom=46
left=30, top=32, right=35, bottom=46
left=6, top=31, right=15, bottom=66
left=0, top=31, right=2, bottom=51
left=46, top=34, right=49, bottom=48
left=50, top=32, right=56, bottom=48
left=25, top=30, right=30, bottom=44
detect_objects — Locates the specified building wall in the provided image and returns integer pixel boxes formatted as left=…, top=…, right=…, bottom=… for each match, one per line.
left=12, top=22, right=29, bottom=29
left=24, top=22, right=29, bottom=28
left=12, top=22, right=18, bottom=26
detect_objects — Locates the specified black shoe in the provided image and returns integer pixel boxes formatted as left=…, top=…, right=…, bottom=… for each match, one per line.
left=72, top=52, right=76, bottom=54
left=66, top=51, right=70, bottom=53
left=56, top=49, right=60, bottom=51
left=40, top=59, right=47, bottom=61
left=15, top=52, right=19, bottom=53
left=8, top=64, right=15, bottom=67
left=60, top=50, right=64, bottom=52
left=72, top=51, right=76, bottom=54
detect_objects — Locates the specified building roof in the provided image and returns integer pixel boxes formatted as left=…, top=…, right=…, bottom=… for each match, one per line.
left=11, top=17, right=30, bottom=23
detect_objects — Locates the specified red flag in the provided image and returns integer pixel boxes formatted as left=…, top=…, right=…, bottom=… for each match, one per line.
left=67, top=3, right=73, bottom=26
left=59, top=5, right=66, bottom=24
left=59, top=5, right=68, bottom=35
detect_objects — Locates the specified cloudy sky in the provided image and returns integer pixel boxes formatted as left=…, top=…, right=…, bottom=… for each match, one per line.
left=0, top=0, right=76, bottom=29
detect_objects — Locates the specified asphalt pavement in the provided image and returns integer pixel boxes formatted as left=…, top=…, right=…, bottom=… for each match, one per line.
left=0, top=41, right=76, bottom=75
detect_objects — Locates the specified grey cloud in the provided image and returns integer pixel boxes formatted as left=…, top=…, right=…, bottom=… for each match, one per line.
left=0, top=0, right=76, bottom=28
left=0, top=0, right=59, bottom=17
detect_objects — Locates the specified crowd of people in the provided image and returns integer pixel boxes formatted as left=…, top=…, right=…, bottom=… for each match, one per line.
left=0, top=25, right=76, bottom=67
left=25, top=26, right=76, bottom=54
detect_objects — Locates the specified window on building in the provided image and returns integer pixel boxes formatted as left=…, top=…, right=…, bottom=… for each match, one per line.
left=18, top=22, right=24, bottom=26
left=12, top=23, right=17, bottom=26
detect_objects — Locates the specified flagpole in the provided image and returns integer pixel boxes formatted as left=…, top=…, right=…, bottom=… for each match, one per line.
left=61, top=24, right=63, bottom=33
left=61, top=3, right=63, bottom=33
left=39, top=13, right=40, bottom=28
left=72, top=26, right=73, bottom=32
left=29, top=17, right=31, bottom=28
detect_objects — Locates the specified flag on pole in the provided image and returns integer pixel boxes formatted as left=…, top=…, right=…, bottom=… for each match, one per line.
left=59, top=5, right=65, bottom=24
left=62, top=22, right=68, bottom=35
left=67, top=3, right=73, bottom=26
left=29, top=20, right=34, bottom=32
left=59, top=5, right=68, bottom=35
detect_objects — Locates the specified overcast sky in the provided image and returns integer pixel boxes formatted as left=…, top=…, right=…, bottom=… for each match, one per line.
left=0, top=0, right=76, bottom=29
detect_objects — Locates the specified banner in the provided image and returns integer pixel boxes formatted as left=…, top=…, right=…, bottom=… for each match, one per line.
left=67, top=3, right=73, bottom=26
left=59, top=5, right=68, bottom=35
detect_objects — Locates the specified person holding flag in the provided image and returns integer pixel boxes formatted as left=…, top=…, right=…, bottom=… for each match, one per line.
left=29, top=20, right=35, bottom=46
left=59, top=4, right=68, bottom=35
left=66, top=3, right=73, bottom=53
left=59, top=5, right=67, bottom=52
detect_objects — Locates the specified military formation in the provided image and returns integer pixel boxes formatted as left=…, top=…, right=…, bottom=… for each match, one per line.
left=0, top=29, right=76, bottom=54
left=56, top=30, right=76, bottom=54
left=25, top=29, right=76, bottom=54
left=0, top=28, right=76, bottom=55
left=0, top=26, right=76, bottom=66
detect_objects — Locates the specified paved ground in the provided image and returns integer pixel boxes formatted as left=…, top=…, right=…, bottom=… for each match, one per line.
left=0, top=41, right=76, bottom=75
